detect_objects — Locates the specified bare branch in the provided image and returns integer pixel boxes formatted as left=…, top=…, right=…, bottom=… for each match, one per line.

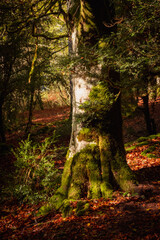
left=103, top=17, right=124, bottom=28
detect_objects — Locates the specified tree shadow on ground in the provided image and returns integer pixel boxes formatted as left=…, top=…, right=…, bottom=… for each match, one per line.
left=132, top=166, right=160, bottom=201
left=135, top=165, right=160, bottom=183
left=0, top=164, right=160, bottom=240
left=11, top=193, right=160, bottom=240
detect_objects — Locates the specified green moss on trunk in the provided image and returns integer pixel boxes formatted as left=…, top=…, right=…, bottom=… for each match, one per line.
left=99, top=134, right=138, bottom=193
left=111, top=150, right=138, bottom=192
left=86, top=145, right=102, bottom=199
left=77, top=128, right=98, bottom=142
left=99, top=135, right=113, bottom=198
left=68, top=144, right=101, bottom=199
left=67, top=150, right=88, bottom=199
left=41, top=155, right=74, bottom=213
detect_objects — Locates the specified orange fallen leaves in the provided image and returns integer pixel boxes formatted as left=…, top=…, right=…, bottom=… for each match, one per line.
left=1, top=104, right=160, bottom=239
left=126, top=139, right=160, bottom=171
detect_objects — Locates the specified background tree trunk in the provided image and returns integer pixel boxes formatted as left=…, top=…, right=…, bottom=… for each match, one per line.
left=142, top=94, right=156, bottom=135
left=0, top=101, right=6, bottom=143
left=25, top=83, right=35, bottom=135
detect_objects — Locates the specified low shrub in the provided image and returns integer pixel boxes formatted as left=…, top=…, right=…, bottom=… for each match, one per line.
left=12, top=132, right=61, bottom=203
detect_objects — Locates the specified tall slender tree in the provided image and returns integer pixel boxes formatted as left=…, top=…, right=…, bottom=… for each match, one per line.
left=0, top=0, right=68, bottom=141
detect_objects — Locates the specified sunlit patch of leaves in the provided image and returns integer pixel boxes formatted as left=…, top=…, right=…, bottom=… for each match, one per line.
left=126, top=134, right=160, bottom=170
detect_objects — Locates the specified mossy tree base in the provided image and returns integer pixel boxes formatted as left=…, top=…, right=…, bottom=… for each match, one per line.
left=39, top=88, right=138, bottom=218
left=39, top=138, right=137, bottom=217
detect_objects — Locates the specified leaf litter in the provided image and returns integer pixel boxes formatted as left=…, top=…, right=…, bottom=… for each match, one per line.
left=1, top=105, right=160, bottom=239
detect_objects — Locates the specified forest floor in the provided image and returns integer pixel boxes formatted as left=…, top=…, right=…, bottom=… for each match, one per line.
left=0, top=99, right=160, bottom=240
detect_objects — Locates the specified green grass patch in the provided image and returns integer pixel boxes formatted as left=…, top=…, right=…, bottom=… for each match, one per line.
left=136, top=136, right=149, bottom=143
left=146, top=153, right=157, bottom=158
left=136, top=141, right=149, bottom=147
left=136, top=133, right=160, bottom=144
left=148, top=134, right=158, bottom=140
left=141, top=144, right=158, bottom=158
left=124, top=141, right=134, bottom=147
left=125, top=133, right=160, bottom=155
left=125, top=145, right=136, bottom=152
left=141, top=146, right=156, bottom=156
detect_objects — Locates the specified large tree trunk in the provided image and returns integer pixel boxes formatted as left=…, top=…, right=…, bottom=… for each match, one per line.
left=55, top=69, right=137, bottom=203
left=46, top=0, right=137, bottom=217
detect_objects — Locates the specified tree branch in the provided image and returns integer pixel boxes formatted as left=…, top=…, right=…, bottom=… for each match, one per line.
left=32, top=32, right=68, bottom=40
left=103, top=18, right=124, bottom=28
left=32, top=24, right=68, bottom=40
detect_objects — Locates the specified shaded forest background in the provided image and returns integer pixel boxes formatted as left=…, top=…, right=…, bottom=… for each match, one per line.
left=0, top=0, right=160, bottom=239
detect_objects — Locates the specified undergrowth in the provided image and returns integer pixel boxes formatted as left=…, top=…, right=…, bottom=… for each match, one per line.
left=0, top=117, right=71, bottom=204
left=10, top=132, right=62, bottom=203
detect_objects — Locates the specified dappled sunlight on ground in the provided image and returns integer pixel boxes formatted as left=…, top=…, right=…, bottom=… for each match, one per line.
left=30, top=107, right=70, bottom=123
